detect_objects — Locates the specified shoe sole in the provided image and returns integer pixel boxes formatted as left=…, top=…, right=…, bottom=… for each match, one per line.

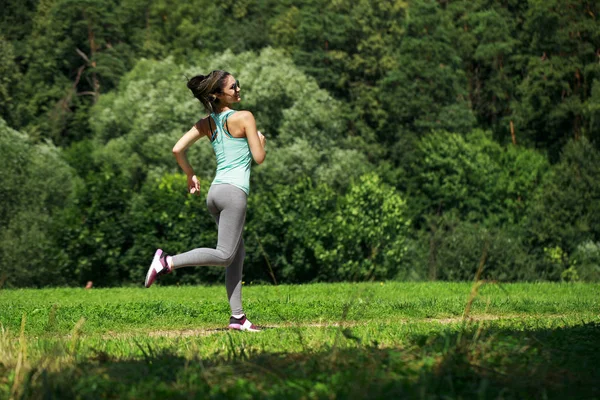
left=145, top=249, right=164, bottom=288
left=228, top=324, right=261, bottom=332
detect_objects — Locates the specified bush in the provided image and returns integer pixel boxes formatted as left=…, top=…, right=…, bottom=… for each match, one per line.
left=247, top=174, right=410, bottom=283
left=402, top=130, right=548, bottom=229
left=571, top=241, right=600, bottom=282
left=526, top=138, right=600, bottom=279
left=406, top=215, right=534, bottom=282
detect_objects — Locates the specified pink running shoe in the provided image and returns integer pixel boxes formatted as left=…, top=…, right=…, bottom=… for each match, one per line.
left=144, top=249, right=171, bottom=288
left=228, top=315, right=261, bottom=332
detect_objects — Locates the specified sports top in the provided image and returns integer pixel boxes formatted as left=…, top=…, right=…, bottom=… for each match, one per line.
left=208, top=110, right=252, bottom=195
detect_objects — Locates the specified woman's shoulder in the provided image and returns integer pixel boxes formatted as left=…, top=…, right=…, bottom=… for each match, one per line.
left=230, top=110, right=254, bottom=121
left=192, top=114, right=215, bottom=136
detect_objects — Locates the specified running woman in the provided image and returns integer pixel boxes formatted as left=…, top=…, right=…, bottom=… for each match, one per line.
left=144, top=70, right=266, bottom=332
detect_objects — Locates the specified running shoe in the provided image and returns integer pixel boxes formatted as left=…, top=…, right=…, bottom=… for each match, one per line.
left=228, top=315, right=261, bottom=332
left=144, top=249, right=171, bottom=288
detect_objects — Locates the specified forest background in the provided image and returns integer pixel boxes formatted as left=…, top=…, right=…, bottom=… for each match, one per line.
left=1, top=0, right=599, bottom=288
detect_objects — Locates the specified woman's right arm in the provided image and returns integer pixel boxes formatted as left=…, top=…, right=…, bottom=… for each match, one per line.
left=239, top=111, right=266, bottom=164
left=173, top=118, right=208, bottom=193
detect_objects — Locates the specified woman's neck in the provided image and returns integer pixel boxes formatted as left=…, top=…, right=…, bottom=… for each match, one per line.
left=213, top=104, right=232, bottom=114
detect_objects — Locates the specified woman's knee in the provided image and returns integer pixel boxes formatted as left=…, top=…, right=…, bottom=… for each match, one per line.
left=217, top=242, right=242, bottom=265
left=219, top=251, right=237, bottom=267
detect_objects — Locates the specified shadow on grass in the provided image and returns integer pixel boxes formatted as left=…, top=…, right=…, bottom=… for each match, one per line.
left=7, top=321, right=600, bottom=399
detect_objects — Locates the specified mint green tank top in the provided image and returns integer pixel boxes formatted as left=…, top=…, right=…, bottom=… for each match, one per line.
left=209, top=110, right=252, bottom=195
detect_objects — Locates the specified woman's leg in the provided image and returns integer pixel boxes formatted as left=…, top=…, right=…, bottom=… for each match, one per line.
left=226, top=237, right=245, bottom=315
left=200, top=209, right=246, bottom=316
left=170, top=184, right=247, bottom=268
left=147, top=184, right=251, bottom=324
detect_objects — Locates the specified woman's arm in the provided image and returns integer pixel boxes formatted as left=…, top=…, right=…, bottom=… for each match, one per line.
left=173, top=118, right=208, bottom=193
left=239, top=111, right=266, bottom=164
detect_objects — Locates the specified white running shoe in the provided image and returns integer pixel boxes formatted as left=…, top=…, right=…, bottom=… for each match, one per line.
left=144, top=249, right=171, bottom=288
left=228, top=315, right=261, bottom=332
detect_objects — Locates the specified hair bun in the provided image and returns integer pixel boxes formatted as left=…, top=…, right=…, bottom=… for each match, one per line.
left=187, top=74, right=205, bottom=90
left=186, top=70, right=230, bottom=113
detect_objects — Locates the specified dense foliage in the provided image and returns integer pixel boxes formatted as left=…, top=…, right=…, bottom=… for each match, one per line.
left=1, top=0, right=599, bottom=286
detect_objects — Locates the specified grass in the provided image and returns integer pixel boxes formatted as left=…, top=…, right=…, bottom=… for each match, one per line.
left=1, top=282, right=599, bottom=399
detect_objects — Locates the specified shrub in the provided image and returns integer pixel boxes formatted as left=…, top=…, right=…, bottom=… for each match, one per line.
left=571, top=241, right=600, bottom=282
left=408, top=215, right=534, bottom=282
left=526, top=138, right=600, bottom=279
left=247, top=174, right=410, bottom=283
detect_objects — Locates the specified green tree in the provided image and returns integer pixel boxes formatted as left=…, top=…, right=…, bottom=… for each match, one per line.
left=510, top=0, right=600, bottom=158
left=0, top=0, right=38, bottom=45
left=446, top=1, right=519, bottom=133
left=0, top=118, right=79, bottom=287
left=318, top=174, right=410, bottom=281
left=0, top=37, right=22, bottom=126
left=380, top=0, right=476, bottom=162
left=584, top=79, right=600, bottom=145
left=56, top=154, right=137, bottom=287
left=398, top=130, right=548, bottom=280
left=400, top=130, right=547, bottom=229
left=269, top=0, right=408, bottom=155
left=15, top=0, right=152, bottom=145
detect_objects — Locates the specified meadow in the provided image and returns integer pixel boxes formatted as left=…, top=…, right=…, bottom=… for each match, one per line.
left=1, top=282, right=599, bottom=399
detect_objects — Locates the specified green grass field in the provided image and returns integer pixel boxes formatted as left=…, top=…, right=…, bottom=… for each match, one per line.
left=1, top=282, right=599, bottom=399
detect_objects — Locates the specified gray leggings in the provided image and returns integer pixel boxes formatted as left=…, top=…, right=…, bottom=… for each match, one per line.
left=171, top=184, right=247, bottom=315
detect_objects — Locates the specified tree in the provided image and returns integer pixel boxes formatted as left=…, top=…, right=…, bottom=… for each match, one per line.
left=509, top=0, right=600, bottom=159
left=0, top=37, right=21, bottom=126
left=269, top=0, right=408, bottom=155
left=15, top=0, right=151, bottom=145
left=584, top=79, right=600, bottom=145
left=446, top=1, right=519, bottom=134
left=380, top=0, right=476, bottom=159
left=397, top=129, right=549, bottom=281
left=0, top=118, right=79, bottom=287
left=400, top=130, right=547, bottom=229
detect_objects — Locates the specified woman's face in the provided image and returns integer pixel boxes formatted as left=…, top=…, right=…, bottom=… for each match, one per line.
left=218, top=75, right=241, bottom=103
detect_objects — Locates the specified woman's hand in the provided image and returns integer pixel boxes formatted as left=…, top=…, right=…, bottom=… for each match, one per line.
left=188, top=174, right=200, bottom=195
left=258, top=131, right=266, bottom=148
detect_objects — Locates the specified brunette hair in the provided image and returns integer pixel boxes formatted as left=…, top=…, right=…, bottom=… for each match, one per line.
left=186, top=70, right=231, bottom=113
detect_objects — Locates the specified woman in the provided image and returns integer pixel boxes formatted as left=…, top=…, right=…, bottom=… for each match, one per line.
left=144, top=70, right=266, bottom=332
